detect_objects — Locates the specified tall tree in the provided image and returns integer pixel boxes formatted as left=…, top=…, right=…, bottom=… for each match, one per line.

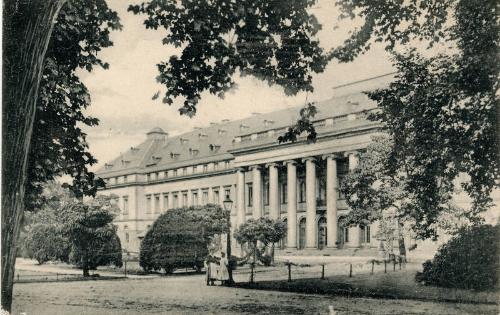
left=2, top=0, right=120, bottom=310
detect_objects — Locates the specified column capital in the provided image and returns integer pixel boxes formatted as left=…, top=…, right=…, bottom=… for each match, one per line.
left=301, top=156, right=317, bottom=164
left=249, top=165, right=261, bottom=171
left=235, top=167, right=246, bottom=173
left=344, top=150, right=360, bottom=158
left=322, top=153, right=342, bottom=161
left=283, top=159, right=297, bottom=166
left=265, top=162, right=279, bottom=168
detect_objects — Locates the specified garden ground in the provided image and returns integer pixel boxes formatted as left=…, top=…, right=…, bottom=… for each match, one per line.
left=12, top=258, right=499, bottom=315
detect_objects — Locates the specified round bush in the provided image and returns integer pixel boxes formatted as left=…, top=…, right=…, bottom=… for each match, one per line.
left=416, top=224, right=499, bottom=290
left=140, top=207, right=211, bottom=274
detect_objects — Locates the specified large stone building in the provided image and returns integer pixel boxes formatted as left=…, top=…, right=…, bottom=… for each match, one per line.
left=96, top=76, right=392, bottom=254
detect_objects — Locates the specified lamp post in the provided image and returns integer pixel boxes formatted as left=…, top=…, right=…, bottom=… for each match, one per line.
left=223, top=194, right=234, bottom=285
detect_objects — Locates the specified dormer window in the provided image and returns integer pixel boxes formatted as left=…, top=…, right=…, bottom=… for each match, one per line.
left=264, top=119, right=275, bottom=127
left=209, top=144, right=221, bottom=152
left=240, top=124, right=249, bottom=132
left=130, top=147, right=139, bottom=153
left=198, top=133, right=208, bottom=140
left=218, top=129, right=227, bottom=135
left=180, top=138, right=189, bottom=144
left=121, top=160, right=130, bottom=166
left=170, top=152, right=180, bottom=159
left=104, top=163, right=114, bottom=170
left=152, top=156, right=162, bottom=162
left=189, top=148, right=199, bottom=156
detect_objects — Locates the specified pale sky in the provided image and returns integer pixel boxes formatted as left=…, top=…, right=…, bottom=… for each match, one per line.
left=79, top=0, right=394, bottom=171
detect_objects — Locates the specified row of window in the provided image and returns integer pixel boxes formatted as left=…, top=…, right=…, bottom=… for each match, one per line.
left=146, top=161, right=231, bottom=182
left=105, top=161, right=232, bottom=186
left=245, top=177, right=347, bottom=207
left=143, top=187, right=232, bottom=214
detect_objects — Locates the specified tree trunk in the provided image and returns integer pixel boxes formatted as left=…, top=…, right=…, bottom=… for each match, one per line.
left=397, top=221, right=407, bottom=262
left=2, top=1, right=65, bottom=311
left=270, top=242, right=275, bottom=266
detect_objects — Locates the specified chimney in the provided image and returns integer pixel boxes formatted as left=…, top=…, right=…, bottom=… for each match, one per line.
left=146, top=127, right=168, bottom=141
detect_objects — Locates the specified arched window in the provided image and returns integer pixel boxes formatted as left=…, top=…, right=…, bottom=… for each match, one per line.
left=299, top=218, right=306, bottom=249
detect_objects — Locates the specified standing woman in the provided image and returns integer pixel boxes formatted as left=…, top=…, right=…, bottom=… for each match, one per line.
left=204, top=255, right=218, bottom=286
left=218, top=252, right=229, bottom=285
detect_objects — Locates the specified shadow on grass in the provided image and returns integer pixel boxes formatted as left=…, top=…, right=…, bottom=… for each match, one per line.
left=234, top=277, right=499, bottom=305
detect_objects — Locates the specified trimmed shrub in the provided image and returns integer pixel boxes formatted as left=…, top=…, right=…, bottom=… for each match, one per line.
left=416, top=224, right=499, bottom=290
left=140, top=205, right=229, bottom=274
left=69, top=233, right=123, bottom=270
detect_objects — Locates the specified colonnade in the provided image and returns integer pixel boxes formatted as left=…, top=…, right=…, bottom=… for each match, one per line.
left=235, top=152, right=362, bottom=249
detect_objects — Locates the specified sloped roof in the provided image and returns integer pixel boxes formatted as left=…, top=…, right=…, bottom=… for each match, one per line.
left=97, top=92, right=377, bottom=177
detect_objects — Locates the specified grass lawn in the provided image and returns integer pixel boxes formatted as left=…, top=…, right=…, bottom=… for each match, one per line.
left=13, top=275, right=499, bottom=315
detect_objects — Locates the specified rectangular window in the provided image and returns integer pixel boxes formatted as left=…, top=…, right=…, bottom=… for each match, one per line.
left=163, top=194, right=169, bottom=211
left=213, top=190, right=220, bottom=204
left=203, top=164, right=208, bottom=172
left=225, top=161, right=230, bottom=169
left=146, top=195, right=152, bottom=213
left=155, top=172, right=159, bottom=180
left=173, top=169, right=178, bottom=177
left=122, top=196, right=129, bottom=214
left=164, top=171, right=168, bottom=178
left=224, top=188, right=231, bottom=200
left=114, top=177, right=118, bottom=184
left=202, top=191, right=208, bottom=204
left=182, top=168, right=187, bottom=176
left=247, top=184, right=253, bottom=207
left=182, top=193, right=188, bottom=206
left=263, top=181, right=269, bottom=206
left=173, top=194, right=179, bottom=208
left=214, top=162, right=219, bottom=171
left=193, top=166, right=198, bottom=173
left=154, top=194, right=160, bottom=213
left=124, top=175, right=128, bottom=183
left=281, top=183, right=287, bottom=204
left=146, top=174, right=151, bottom=182
left=192, top=192, right=198, bottom=206
left=299, top=180, right=306, bottom=203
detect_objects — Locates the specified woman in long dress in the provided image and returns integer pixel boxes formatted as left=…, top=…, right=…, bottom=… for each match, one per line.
left=204, top=255, right=218, bottom=286
left=217, top=252, right=229, bottom=285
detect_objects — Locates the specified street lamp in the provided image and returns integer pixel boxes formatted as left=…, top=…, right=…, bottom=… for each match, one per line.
left=222, top=194, right=234, bottom=285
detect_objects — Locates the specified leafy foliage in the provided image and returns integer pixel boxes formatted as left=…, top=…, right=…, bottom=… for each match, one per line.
left=129, top=0, right=328, bottom=116
left=25, top=0, right=122, bottom=211
left=234, top=217, right=286, bottom=265
left=416, top=224, right=499, bottom=290
left=140, top=205, right=230, bottom=273
left=24, top=224, right=70, bottom=264
left=61, top=194, right=122, bottom=276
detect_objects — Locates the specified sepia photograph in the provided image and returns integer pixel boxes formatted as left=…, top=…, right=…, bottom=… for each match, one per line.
left=2, top=0, right=499, bottom=314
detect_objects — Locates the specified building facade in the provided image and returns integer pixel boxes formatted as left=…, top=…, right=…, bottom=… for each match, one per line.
left=97, top=86, right=386, bottom=254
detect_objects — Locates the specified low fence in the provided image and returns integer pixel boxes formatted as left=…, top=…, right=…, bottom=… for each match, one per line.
left=241, top=257, right=409, bottom=284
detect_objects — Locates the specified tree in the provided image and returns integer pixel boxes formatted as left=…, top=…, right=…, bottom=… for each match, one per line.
left=340, top=135, right=411, bottom=259
left=234, top=217, right=286, bottom=266
left=2, top=1, right=120, bottom=310
left=24, top=224, right=70, bottom=264
left=61, top=195, right=122, bottom=277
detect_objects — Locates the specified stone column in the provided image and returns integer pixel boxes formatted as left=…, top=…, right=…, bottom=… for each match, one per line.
left=251, top=165, right=263, bottom=219
left=303, top=157, right=317, bottom=249
left=347, top=151, right=361, bottom=248
left=267, top=163, right=280, bottom=220
left=236, top=168, right=246, bottom=227
left=284, top=160, right=297, bottom=249
left=324, top=154, right=339, bottom=248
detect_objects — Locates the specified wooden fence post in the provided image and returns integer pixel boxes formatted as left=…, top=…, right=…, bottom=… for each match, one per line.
left=371, top=261, right=374, bottom=275
left=349, top=264, right=352, bottom=278
left=384, top=260, right=387, bottom=273
left=321, top=264, right=325, bottom=280
left=287, top=263, right=292, bottom=282
left=393, top=260, right=396, bottom=272
left=250, top=263, right=255, bottom=284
